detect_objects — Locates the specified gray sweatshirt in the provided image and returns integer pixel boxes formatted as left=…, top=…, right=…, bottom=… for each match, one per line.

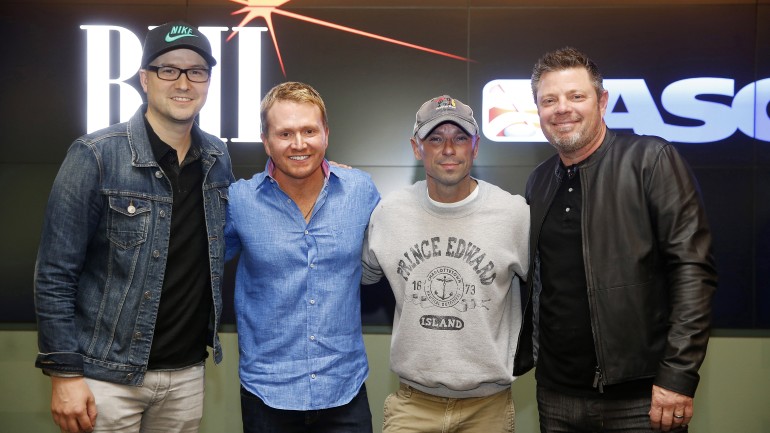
left=362, top=179, right=530, bottom=398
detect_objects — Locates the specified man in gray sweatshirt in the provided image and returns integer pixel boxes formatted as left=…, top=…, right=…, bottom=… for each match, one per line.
left=362, top=95, right=530, bottom=432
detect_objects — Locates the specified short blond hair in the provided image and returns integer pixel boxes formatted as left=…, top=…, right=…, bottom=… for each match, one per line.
left=260, top=81, right=328, bottom=135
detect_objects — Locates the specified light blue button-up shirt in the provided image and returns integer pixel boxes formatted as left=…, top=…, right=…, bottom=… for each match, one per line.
left=225, top=160, right=380, bottom=410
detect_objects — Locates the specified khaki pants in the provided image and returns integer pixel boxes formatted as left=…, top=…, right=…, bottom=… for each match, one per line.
left=83, top=364, right=205, bottom=433
left=383, top=383, right=515, bottom=433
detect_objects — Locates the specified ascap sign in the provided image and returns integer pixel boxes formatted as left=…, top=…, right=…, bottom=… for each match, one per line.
left=483, top=78, right=770, bottom=143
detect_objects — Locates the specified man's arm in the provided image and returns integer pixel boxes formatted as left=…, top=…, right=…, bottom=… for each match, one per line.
left=35, top=140, right=103, bottom=373
left=224, top=183, right=242, bottom=262
left=34, top=140, right=104, bottom=431
left=646, top=142, right=717, bottom=423
left=359, top=175, right=383, bottom=285
left=510, top=195, right=531, bottom=282
left=361, top=210, right=383, bottom=285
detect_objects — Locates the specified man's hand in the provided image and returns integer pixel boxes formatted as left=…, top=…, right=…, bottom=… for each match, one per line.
left=649, top=384, right=693, bottom=431
left=50, top=376, right=97, bottom=433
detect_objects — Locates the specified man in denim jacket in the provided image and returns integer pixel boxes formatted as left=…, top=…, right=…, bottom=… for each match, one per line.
left=34, top=21, right=234, bottom=433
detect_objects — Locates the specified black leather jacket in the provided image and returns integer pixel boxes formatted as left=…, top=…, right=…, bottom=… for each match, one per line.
left=513, top=128, right=717, bottom=397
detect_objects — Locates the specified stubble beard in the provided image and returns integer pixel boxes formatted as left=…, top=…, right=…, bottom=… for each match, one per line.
left=549, top=128, right=588, bottom=155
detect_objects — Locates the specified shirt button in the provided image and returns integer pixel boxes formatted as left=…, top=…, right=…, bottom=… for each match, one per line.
left=568, top=188, right=574, bottom=192
left=566, top=207, right=571, bottom=212
left=152, top=250, right=160, bottom=258
left=155, top=171, right=163, bottom=179
left=305, top=230, right=309, bottom=235
left=310, top=335, right=315, bottom=341
left=134, top=331, right=141, bottom=339
left=310, top=264, right=315, bottom=269
left=311, top=374, right=317, bottom=379
left=309, top=299, right=316, bottom=305
left=144, top=291, right=151, bottom=299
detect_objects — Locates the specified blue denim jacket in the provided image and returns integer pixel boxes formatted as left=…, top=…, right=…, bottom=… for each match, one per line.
left=34, top=106, right=234, bottom=386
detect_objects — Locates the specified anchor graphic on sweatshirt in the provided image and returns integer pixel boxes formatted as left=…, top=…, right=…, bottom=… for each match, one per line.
left=433, top=275, right=456, bottom=301
left=423, top=266, right=464, bottom=309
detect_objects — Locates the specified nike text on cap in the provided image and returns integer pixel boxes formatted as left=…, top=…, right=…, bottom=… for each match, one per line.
left=141, top=21, right=217, bottom=68
left=413, top=95, right=479, bottom=140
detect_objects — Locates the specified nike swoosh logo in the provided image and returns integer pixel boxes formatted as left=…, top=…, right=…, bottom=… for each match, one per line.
left=165, top=33, right=198, bottom=42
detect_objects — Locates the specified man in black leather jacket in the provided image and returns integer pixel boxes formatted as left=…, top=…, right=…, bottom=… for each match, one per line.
left=513, top=47, right=717, bottom=433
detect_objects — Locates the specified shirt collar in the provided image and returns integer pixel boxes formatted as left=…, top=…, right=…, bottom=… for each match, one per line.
left=144, top=111, right=201, bottom=166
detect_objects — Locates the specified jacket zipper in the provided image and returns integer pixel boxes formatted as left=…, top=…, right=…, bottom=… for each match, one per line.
left=593, top=366, right=604, bottom=393
left=578, top=164, right=606, bottom=395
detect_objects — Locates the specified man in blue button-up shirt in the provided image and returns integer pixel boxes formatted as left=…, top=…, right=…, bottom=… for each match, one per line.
left=225, top=82, right=380, bottom=432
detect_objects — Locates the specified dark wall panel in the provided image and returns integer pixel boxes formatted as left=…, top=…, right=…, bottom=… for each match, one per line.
left=0, top=1, right=767, bottom=328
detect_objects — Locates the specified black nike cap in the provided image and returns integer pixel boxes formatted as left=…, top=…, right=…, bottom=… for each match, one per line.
left=141, top=21, right=217, bottom=68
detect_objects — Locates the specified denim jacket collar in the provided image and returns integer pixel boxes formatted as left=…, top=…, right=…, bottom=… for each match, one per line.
left=128, top=105, right=223, bottom=168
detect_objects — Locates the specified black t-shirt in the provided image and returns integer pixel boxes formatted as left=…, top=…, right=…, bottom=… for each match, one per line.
left=536, top=163, right=599, bottom=394
left=145, top=115, right=211, bottom=369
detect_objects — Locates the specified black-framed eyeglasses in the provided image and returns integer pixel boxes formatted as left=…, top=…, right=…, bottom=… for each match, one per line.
left=146, top=65, right=211, bottom=83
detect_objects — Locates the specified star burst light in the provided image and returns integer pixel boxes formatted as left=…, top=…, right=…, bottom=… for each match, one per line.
left=228, top=0, right=473, bottom=76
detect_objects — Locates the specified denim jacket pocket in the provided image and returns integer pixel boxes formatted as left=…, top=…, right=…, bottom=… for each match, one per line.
left=107, top=196, right=151, bottom=249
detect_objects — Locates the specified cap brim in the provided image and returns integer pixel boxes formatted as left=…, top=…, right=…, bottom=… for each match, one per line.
left=416, top=116, right=478, bottom=139
left=143, top=45, right=217, bottom=68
